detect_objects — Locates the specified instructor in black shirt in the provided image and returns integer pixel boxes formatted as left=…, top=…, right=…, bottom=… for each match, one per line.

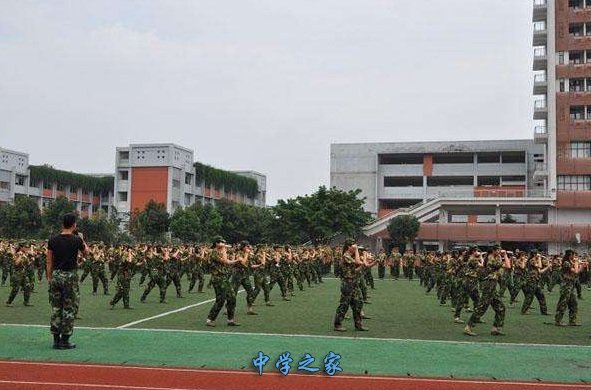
left=46, top=213, right=88, bottom=349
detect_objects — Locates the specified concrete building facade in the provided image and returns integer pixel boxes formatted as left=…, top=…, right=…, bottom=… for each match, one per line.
left=0, top=147, right=112, bottom=217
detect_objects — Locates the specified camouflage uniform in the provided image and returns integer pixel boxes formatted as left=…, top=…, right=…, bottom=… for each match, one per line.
left=467, top=255, right=506, bottom=328
left=207, top=249, right=236, bottom=321
left=165, top=254, right=183, bottom=298
left=377, top=251, right=387, bottom=279
left=390, top=252, right=401, bottom=279
left=454, top=255, right=480, bottom=319
left=231, top=254, right=255, bottom=306
left=6, top=252, right=32, bottom=306
left=334, top=252, right=363, bottom=329
left=509, top=259, right=527, bottom=305
left=49, top=270, right=78, bottom=337
left=520, top=259, right=548, bottom=315
left=110, top=255, right=135, bottom=308
left=554, top=258, right=578, bottom=325
left=140, top=254, right=167, bottom=303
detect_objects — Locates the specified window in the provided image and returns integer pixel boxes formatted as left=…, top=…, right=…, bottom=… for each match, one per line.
left=558, top=52, right=566, bottom=65
left=0, top=181, right=9, bottom=190
left=172, top=179, right=181, bottom=189
left=570, top=0, right=584, bottom=8
left=534, top=21, right=547, bottom=32
left=43, top=181, right=52, bottom=190
left=118, top=192, right=128, bottom=202
left=118, top=170, right=129, bottom=180
left=569, top=23, right=585, bottom=37
left=383, top=177, right=423, bottom=187
left=81, top=204, right=89, bottom=212
left=570, top=78, right=585, bottom=92
left=570, top=142, right=591, bottom=158
left=15, top=175, right=26, bottom=186
left=570, top=51, right=584, bottom=64
left=558, top=176, right=591, bottom=190
left=56, top=183, right=65, bottom=192
left=570, top=106, right=585, bottom=120
left=119, top=151, right=129, bottom=160
left=559, top=79, right=566, bottom=92
left=586, top=23, right=591, bottom=35
left=185, top=173, right=193, bottom=185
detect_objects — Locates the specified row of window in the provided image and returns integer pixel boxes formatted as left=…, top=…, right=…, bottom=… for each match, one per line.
left=558, top=175, right=591, bottom=191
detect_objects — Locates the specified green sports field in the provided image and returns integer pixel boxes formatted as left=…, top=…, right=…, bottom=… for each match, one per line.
left=1, top=274, right=590, bottom=383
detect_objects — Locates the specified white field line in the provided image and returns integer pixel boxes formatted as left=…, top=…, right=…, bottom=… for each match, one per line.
left=0, top=380, right=207, bottom=390
left=1, top=323, right=590, bottom=350
left=117, top=289, right=245, bottom=329
left=1, top=361, right=590, bottom=388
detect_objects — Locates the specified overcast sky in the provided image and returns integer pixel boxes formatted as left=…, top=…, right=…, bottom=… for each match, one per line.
left=1, top=1, right=534, bottom=205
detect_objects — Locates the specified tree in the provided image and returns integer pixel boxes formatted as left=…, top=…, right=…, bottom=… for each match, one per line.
left=129, top=200, right=170, bottom=242
left=42, top=196, right=76, bottom=235
left=216, top=199, right=275, bottom=244
left=77, top=209, right=121, bottom=244
left=387, top=215, right=420, bottom=252
left=170, top=203, right=222, bottom=243
left=0, top=196, right=42, bottom=238
left=273, top=186, right=371, bottom=245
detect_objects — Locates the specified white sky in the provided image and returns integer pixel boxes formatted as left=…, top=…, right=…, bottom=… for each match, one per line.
left=0, top=1, right=535, bottom=205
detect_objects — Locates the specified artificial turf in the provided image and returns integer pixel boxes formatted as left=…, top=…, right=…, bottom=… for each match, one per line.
left=1, top=273, right=591, bottom=345
left=1, top=274, right=591, bottom=383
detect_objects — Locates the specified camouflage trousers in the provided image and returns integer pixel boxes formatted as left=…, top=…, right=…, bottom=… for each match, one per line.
left=165, top=272, right=182, bottom=297
left=232, top=273, right=255, bottom=306
left=252, top=271, right=270, bottom=303
left=141, top=275, right=167, bottom=302
left=377, top=264, right=386, bottom=279
left=188, top=268, right=204, bottom=293
left=521, top=283, right=548, bottom=314
left=0, top=262, right=10, bottom=285
left=6, top=271, right=32, bottom=305
left=554, top=283, right=577, bottom=325
left=110, top=276, right=132, bottom=308
left=390, top=263, right=400, bottom=279
left=269, top=271, right=288, bottom=298
left=468, top=279, right=505, bottom=328
left=509, top=275, right=526, bottom=304
left=454, top=277, right=479, bottom=318
left=91, top=269, right=109, bottom=294
left=49, top=270, right=78, bottom=336
left=207, top=277, right=236, bottom=321
left=364, top=268, right=374, bottom=289
left=334, top=278, right=363, bottom=328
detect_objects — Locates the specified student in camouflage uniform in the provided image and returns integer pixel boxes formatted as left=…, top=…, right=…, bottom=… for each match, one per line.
left=453, top=247, right=482, bottom=324
left=376, top=248, right=387, bottom=280
left=390, top=248, right=401, bottom=279
left=509, top=252, right=528, bottom=306
left=0, top=242, right=12, bottom=286
left=252, top=246, right=273, bottom=306
left=268, top=246, right=290, bottom=301
left=521, top=252, right=550, bottom=316
left=334, top=240, right=371, bottom=332
left=554, top=250, right=584, bottom=326
left=79, top=252, right=93, bottom=284
left=165, top=246, right=183, bottom=298
left=110, top=246, right=137, bottom=309
left=90, top=245, right=109, bottom=295
left=206, top=237, right=240, bottom=327
left=140, top=246, right=168, bottom=303
left=5, top=244, right=33, bottom=307
left=464, top=246, right=510, bottom=337
left=232, top=241, right=257, bottom=315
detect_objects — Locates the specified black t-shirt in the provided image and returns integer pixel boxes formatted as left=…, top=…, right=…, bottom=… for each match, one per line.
left=48, top=234, right=84, bottom=272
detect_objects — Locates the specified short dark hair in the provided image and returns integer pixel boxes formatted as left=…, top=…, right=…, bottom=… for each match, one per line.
left=63, top=213, right=77, bottom=229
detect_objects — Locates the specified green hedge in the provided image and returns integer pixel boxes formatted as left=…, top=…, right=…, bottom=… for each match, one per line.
left=29, top=165, right=114, bottom=193
left=194, top=162, right=258, bottom=198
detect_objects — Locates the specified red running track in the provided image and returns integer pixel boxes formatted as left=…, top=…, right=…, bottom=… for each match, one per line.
left=0, top=361, right=590, bottom=390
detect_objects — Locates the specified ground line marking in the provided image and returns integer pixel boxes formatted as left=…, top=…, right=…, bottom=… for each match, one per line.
left=0, top=361, right=590, bottom=388
left=1, top=322, right=590, bottom=350
left=116, top=289, right=245, bottom=329
left=0, top=379, right=208, bottom=390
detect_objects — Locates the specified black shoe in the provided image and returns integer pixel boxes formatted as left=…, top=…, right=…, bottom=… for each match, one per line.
left=59, top=335, right=76, bottom=349
left=52, top=334, right=61, bottom=349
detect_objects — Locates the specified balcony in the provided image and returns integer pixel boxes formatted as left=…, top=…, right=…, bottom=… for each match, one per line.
left=534, top=126, right=549, bottom=144
left=533, top=162, right=548, bottom=181
left=533, top=21, right=547, bottom=46
left=533, top=47, right=547, bottom=71
left=533, top=0, right=547, bottom=22
left=533, top=73, right=548, bottom=94
left=534, top=99, right=548, bottom=119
